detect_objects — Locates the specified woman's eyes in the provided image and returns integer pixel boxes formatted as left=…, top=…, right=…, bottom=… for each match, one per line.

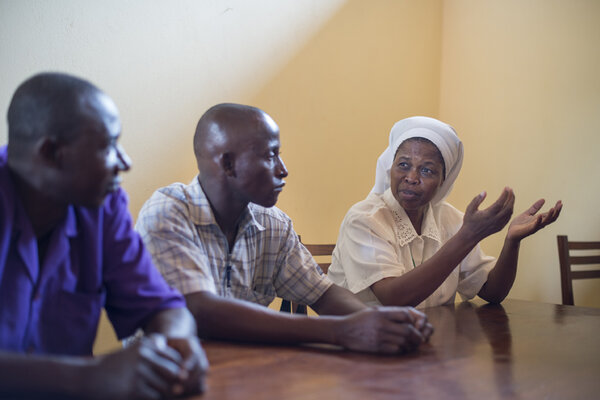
left=396, top=163, right=437, bottom=175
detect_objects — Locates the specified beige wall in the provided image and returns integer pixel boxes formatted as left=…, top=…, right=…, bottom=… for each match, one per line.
left=1, top=0, right=598, bottom=354
left=439, top=0, right=600, bottom=307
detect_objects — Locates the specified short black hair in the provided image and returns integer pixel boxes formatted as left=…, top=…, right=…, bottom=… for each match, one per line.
left=7, top=72, right=100, bottom=146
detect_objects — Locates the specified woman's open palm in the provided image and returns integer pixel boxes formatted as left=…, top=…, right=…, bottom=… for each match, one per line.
left=506, top=199, right=563, bottom=241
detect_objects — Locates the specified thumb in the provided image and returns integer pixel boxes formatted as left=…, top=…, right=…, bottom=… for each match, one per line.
left=526, top=199, right=545, bottom=215
left=465, top=191, right=486, bottom=215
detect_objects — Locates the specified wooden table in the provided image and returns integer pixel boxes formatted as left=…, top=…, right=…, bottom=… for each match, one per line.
left=192, top=299, right=600, bottom=399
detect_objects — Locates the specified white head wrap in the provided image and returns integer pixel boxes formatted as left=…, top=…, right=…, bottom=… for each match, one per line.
left=371, top=116, right=463, bottom=205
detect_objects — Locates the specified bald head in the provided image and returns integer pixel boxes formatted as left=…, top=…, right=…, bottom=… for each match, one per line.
left=7, top=72, right=103, bottom=150
left=192, top=103, right=288, bottom=211
left=193, top=103, right=277, bottom=162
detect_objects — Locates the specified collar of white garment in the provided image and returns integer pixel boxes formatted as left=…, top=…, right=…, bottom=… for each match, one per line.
left=382, top=188, right=442, bottom=247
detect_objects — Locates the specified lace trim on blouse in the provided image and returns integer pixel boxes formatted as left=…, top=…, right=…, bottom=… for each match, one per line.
left=382, top=189, right=442, bottom=247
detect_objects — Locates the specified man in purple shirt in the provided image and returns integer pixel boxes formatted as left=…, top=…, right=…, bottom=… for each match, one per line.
left=0, top=72, right=208, bottom=399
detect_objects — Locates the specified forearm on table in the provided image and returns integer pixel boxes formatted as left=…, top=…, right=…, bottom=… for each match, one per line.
left=372, top=230, right=480, bottom=307
left=478, top=238, right=520, bottom=304
left=0, top=352, right=89, bottom=399
left=185, top=291, right=342, bottom=345
left=143, top=306, right=198, bottom=338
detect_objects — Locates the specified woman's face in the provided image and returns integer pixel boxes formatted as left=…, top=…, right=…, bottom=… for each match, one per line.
left=390, top=138, right=444, bottom=216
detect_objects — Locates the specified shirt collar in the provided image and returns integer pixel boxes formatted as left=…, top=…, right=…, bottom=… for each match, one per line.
left=382, top=188, right=441, bottom=246
left=187, top=176, right=265, bottom=234
left=63, top=205, right=78, bottom=237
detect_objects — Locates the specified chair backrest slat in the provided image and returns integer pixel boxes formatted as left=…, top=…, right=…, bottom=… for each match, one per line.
left=569, top=241, right=600, bottom=250
left=557, top=235, right=600, bottom=306
left=569, top=255, right=600, bottom=265
left=571, top=270, right=600, bottom=280
left=304, top=243, right=335, bottom=274
left=280, top=237, right=336, bottom=314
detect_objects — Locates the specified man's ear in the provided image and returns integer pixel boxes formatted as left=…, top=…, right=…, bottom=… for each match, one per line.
left=37, top=137, right=62, bottom=168
left=221, top=152, right=236, bottom=177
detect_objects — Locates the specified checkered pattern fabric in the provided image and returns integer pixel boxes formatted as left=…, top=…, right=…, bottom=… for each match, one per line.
left=136, top=177, right=332, bottom=307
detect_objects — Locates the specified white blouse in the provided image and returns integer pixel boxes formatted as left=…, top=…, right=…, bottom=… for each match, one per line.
left=327, top=188, right=495, bottom=308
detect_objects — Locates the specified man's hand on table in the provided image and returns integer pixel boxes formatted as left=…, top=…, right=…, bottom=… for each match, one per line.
left=333, top=307, right=433, bottom=354
left=85, top=334, right=207, bottom=399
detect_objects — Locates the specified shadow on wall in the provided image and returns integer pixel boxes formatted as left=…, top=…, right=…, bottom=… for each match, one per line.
left=249, top=0, right=443, bottom=243
left=92, top=0, right=444, bottom=355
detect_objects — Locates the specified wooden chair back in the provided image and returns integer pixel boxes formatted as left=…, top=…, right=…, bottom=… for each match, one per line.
left=557, top=235, right=600, bottom=305
left=303, top=243, right=336, bottom=274
left=280, top=237, right=336, bottom=314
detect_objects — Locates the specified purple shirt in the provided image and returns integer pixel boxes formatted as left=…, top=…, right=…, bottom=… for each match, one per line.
left=0, top=146, right=185, bottom=356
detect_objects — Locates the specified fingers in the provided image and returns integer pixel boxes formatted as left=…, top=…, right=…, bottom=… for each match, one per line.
left=465, top=191, right=487, bottom=215
left=421, top=322, right=434, bottom=341
left=525, top=198, right=546, bottom=215
left=376, top=309, right=431, bottom=352
left=137, top=336, right=188, bottom=397
left=144, top=334, right=183, bottom=367
left=136, top=356, right=178, bottom=398
left=375, top=306, right=416, bottom=324
left=166, top=337, right=209, bottom=395
left=338, top=308, right=429, bottom=355
left=379, top=307, right=435, bottom=342
left=376, top=326, right=424, bottom=354
left=538, top=200, right=563, bottom=228
left=487, top=187, right=514, bottom=215
left=404, top=308, right=433, bottom=339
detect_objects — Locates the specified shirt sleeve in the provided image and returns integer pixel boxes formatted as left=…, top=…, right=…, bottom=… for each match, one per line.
left=135, top=190, right=217, bottom=296
left=457, top=244, right=496, bottom=300
left=270, top=217, right=332, bottom=306
left=101, top=189, right=185, bottom=340
left=330, top=209, right=409, bottom=294
left=439, top=203, right=496, bottom=301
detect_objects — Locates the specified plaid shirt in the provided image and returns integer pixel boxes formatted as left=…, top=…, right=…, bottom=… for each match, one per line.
left=136, top=177, right=332, bottom=306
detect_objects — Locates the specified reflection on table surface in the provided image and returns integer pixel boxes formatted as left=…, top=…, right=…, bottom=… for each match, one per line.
left=191, top=299, right=600, bottom=400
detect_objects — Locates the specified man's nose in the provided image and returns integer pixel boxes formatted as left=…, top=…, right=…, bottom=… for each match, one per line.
left=276, top=156, right=288, bottom=178
left=116, top=143, right=132, bottom=172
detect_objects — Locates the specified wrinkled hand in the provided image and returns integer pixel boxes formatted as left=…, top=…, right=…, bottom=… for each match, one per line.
left=87, top=334, right=193, bottom=400
left=462, top=188, right=515, bottom=243
left=506, top=199, right=562, bottom=241
left=166, top=336, right=209, bottom=396
left=406, top=307, right=434, bottom=341
left=334, top=307, right=431, bottom=354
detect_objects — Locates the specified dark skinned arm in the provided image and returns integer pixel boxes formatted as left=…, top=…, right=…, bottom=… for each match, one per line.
left=142, top=307, right=209, bottom=396
left=372, top=190, right=562, bottom=307
left=478, top=198, right=562, bottom=303
left=185, top=287, right=431, bottom=354
left=0, top=308, right=209, bottom=399
left=0, top=336, right=190, bottom=400
left=310, top=283, right=368, bottom=315
left=372, top=188, right=515, bottom=307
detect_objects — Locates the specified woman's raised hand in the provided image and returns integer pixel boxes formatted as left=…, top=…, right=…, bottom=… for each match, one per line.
left=462, top=187, right=515, bottom=243
left=506, top=199, right=562, bottom=241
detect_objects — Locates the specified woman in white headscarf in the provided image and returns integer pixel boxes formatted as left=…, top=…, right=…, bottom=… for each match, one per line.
left=327, top=117, right=562, bottom=308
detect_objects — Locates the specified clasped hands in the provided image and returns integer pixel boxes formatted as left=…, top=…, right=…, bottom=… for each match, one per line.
left=90, top=334, right=207, bottom=400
